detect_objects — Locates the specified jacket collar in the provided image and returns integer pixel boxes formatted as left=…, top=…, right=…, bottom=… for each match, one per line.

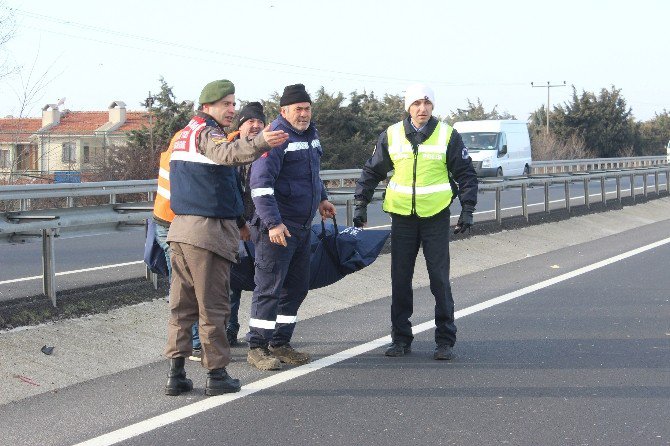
left=403, top=115, right=438, bottom=136
left=196, top=111, right=226, bottom=132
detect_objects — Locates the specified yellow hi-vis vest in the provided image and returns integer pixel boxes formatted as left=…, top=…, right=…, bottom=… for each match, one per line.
left=383, top=121, right=454, bottom=217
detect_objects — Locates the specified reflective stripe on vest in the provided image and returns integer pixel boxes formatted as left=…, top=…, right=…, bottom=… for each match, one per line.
left=383, top=121, right=454, bottom=217
left=152, top=134, right=179, bottom=224
left=169, top=116, right=215, bottom=164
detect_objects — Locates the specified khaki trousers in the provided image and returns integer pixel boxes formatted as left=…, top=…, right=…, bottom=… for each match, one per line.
left=165, top=242, right=232, bottom=370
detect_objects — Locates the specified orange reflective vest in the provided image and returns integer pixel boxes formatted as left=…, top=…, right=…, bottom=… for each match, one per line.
left=152, top=133, right=179, bottom=225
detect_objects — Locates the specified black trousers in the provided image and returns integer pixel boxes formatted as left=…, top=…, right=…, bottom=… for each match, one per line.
left=390, top=208, right=457, bottom=346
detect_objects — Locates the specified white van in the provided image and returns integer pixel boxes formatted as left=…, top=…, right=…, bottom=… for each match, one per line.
left=452, top=120, right=532, bottom=177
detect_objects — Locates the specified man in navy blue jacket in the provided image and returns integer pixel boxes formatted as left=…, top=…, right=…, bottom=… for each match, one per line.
left=246, top=84, right=336, bottom=371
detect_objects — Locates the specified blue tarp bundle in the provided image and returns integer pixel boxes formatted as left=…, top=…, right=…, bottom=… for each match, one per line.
left=308, top=219, right=390, bottom=289
left=231, top=218, right=390, bottom=292
left=143, top=219, right=169, bottom=277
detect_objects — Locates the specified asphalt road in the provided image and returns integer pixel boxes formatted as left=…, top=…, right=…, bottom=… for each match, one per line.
left=0, top=217, right=668, bottom=446
left=0, top=176, right=666, bottom=302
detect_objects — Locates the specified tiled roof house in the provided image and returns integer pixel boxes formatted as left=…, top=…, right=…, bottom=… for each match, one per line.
left=0, top=102, right=150, bottom=180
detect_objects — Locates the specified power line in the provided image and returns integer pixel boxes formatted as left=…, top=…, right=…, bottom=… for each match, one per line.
left=12, top=7, right=528, bottom=89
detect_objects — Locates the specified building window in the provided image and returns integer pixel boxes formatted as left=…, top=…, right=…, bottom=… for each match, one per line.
left=0, top=149, right=9, bottom=168
left=62, top=142, right=76, bottom=163
left=83, top=145, right=90, bottom=163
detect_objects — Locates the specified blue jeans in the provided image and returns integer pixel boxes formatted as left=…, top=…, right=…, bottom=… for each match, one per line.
left=154, top=223, right=171, bottom=285
left=192, top=287, right=242, bottom=349
left=192, top=322, right=201, bottom=350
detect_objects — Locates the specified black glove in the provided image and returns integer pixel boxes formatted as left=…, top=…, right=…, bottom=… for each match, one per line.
left=453, top=203, right=475, bottom=234
left=352, top=200, right=367, bottom=227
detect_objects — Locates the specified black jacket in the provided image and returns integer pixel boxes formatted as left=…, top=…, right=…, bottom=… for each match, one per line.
left=354, top=116, right=478, bottom=210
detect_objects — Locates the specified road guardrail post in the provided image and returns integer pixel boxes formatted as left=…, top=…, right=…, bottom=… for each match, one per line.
left=544, top=181, right=550, bottom=213
left=643, top=173, right=648, bottom=198
left=564, top=180, right=570, bottom=213
left=654, top=171, right=659, bottom=195
left=346, top=199, right=353, bottom=227
left=616, top=176, right=621, bottom=203
left=521, top=183, right=528, bottom=221
left=600, top=177, right=606, bottom=207
left=42, top=228, right=57, bottom=307
left=495, top=187, right=502, bottom=224
left=583, top=178, right=590, bottom=209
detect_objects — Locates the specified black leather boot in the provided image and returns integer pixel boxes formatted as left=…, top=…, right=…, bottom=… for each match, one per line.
left=205, top=368, right=241, bottom=396
left=165, top=357, right=193, bottom=396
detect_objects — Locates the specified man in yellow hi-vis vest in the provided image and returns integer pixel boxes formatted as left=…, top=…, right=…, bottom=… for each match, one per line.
left=354, top=83, right=478, bottom=361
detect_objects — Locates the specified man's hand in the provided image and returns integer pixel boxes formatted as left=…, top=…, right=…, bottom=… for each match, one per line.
left=453, top=203, right=475, bottom=234
left=239, top=223, right=251, bottom=241
left=319, top=200, right=337, bottom=220
left=353, top=200, right=367, bottom=228
left=269, top=223, right=291, bottom=247
left=262, top=125, right=289, bottom=148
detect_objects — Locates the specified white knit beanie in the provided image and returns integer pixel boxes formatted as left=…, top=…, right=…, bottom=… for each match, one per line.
left=404, top=83, right=435, bottom=112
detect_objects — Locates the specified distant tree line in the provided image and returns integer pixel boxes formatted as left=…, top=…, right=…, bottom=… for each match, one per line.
left=101, top=79, right=670, bottom=180
left=529, top=86, right=670, bottom=160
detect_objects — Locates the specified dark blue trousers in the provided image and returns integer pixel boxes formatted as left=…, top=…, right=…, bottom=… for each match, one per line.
left=228, top=287, right=241, bottom=334
left=246, top=222, right=311, bottom=348
left=390, top=208, right=457, bottom=347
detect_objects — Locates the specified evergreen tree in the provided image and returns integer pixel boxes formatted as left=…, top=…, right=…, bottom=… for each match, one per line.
left=445, top=98, right=515, bottom=125
left=551, top=86, right=636, bottom=158
left=637, top=110, right=670, bottom=155
left=98, top=78, right=193, bottom=180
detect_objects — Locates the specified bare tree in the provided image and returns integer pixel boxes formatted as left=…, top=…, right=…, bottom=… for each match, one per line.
left=11, top=45, right=62, bottom=118
left=0, top=2, right=16, bottom=80
left=2, top=44, right=62, bottom=184
left=531, top=131, right=593, bottom=161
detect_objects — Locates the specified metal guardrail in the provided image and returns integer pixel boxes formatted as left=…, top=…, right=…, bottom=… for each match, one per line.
left=1, top=162, right=669, bottom=306
left=0, top=180, right=156, bottom=210
left=0, top=203, right=153, bottom=306
left=532, top=156, right=667, bottom=173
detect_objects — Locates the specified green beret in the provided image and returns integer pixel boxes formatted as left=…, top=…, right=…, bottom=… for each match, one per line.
left=198, top=79, right=235, bottom=105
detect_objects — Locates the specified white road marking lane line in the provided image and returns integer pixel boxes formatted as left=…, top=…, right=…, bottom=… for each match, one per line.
left=0, top=261, right=144, bottom=285
left=73, top=236, right=670, bottom=446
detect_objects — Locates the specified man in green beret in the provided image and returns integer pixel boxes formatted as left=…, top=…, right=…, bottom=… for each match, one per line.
left=163, top=79, right=288, bottom=396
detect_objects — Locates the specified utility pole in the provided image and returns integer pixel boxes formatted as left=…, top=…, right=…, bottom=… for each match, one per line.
left=531, top=81, right=566, bottom=134
left=145, top=91, right=155, bottom=153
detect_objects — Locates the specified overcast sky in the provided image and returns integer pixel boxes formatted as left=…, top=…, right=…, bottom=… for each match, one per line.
left=1, top=0, right=668, bottom=122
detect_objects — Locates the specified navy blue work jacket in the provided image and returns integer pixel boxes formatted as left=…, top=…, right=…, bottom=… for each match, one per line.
left=250, top=115, right=328, bottom=229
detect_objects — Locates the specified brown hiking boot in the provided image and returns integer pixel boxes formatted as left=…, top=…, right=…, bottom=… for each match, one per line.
left=247, top=346, right=282, bottom=371
left=269, top=344, right=311, bottom=365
